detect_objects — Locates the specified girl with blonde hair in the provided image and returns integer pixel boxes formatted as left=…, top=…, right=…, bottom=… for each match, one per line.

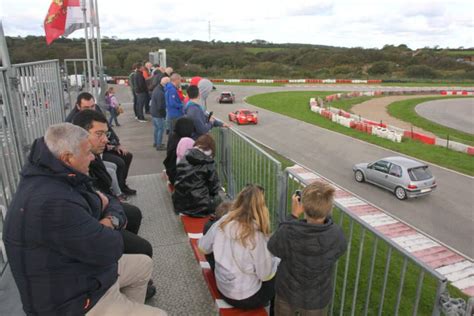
left=199, top=184, right=278, bottom=311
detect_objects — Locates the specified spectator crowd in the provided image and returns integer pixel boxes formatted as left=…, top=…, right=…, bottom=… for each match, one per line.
left=3, top=61, right=347, bottom=316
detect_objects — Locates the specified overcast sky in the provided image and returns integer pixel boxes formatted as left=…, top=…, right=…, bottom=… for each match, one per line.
left=0, top=0, right=473, bottom=49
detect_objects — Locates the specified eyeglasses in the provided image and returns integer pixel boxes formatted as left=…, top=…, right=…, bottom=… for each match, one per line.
left=93, top=130, right=109, bottom=139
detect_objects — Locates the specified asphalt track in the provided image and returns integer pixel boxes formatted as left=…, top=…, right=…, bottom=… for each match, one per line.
left=415, top=98, right=474, bottom=134
left=207, top=85, right=474, bottom=258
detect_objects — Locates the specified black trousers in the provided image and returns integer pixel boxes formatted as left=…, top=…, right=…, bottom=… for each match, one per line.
left=103, top=150, right=133, bottom=191
left=121, top=203, right=153, bottom=258
left=221, top=277, right=275, bottom=310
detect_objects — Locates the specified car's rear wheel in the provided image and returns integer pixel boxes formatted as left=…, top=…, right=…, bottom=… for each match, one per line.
left=228, top=115, right=232, bottom=121
left=355, top=170, right=365, bottom=182
left=395, top=186, right=407, bottom=200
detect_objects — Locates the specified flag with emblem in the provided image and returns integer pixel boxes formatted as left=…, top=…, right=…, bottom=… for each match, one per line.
left=44, top=0, right=95, bottom=45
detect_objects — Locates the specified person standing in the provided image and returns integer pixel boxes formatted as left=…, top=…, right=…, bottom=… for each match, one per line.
left=150, top=76, right=170, bottom=150
left=128, top=63, right=139, bottom=119
left=106, top=87, right=121, bottom=127
left=165, top=73, right=184, bottom=135
left=133, top=63, right=148, bottom=122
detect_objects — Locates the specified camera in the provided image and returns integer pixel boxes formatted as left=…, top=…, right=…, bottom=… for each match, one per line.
left=295, top=190, right=302, bottom=201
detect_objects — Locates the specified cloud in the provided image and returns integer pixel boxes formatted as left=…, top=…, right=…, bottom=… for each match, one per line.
left=287, top=1, right=334, bottom=16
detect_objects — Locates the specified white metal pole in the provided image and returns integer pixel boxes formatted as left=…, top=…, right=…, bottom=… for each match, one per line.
left=81, top=1, right=93, bottom=94
left=89, top=0, right=98, bottom=99
left=0, top=20, right=11, bottom=67
left=94, top=0, right=103, bottom=69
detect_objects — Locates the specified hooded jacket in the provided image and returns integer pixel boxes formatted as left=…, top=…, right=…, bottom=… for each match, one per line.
left=164, top=82, right=184, bottom=119
left=163, top=117, right=194, bottom=185
left=267, top=216, right=347, bottom=310
left=3, top=138, right=124, bottom=315
left=185, top=101, right=223, bottom=139
left=172, top=148, right=220, bottom=217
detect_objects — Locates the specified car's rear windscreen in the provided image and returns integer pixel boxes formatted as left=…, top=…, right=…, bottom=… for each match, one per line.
left=408, top=166, right=432, bottom=181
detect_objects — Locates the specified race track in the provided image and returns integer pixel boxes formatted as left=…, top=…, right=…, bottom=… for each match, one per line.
left=415, top=98, right=474, bottom=134
left=207, top=85, right=474, bottom=258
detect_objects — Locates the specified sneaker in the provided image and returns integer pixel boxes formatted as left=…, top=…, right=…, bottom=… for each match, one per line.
left=117, top=194, right=128, bottom=202
left=138, top=119, right=147, bottom=123
left=157, top=144, right=166, bottom=151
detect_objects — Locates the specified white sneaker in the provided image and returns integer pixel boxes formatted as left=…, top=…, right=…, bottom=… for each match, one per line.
left=138, top=119, right=147, bottom=123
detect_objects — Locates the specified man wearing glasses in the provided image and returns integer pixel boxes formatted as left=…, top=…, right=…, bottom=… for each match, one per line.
left=66, top=92, right=137, bottom=196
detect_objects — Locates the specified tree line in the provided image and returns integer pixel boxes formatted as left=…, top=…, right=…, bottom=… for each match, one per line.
left=4, top=36, right=474, bottom=81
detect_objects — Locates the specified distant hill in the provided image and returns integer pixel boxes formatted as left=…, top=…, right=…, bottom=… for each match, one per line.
left=4, top=36, right=474, bottom=80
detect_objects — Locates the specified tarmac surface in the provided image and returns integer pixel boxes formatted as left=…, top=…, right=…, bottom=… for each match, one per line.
left=415, top=98, right=474, bottom=134
left=205, top=84, right=474, bottom=258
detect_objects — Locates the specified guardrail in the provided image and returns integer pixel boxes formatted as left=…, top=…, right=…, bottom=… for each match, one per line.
left=211, top=126, right=472, bottom=315
left=0, top=60, right=66, bottom=277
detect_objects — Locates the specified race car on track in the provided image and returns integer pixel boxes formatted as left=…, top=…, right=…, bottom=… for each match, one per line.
left=218, top=91, right=235, bottom=104
left=228, top=109, right=258, bottom=125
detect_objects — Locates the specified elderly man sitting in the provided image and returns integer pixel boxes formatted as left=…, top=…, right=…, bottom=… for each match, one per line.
left=3, top=123, right=166, bottom=315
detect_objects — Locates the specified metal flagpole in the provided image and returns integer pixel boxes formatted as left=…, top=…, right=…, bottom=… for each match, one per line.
left=94, top=0, right=104, bottom=69
left=89, top=0, right=98, bottom=100
left=81, top=1, right=93, bottom=94
left=0, top=20, right=11, bottom=67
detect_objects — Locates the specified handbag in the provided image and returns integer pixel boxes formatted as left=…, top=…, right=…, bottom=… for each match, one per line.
left=117, top=105, right=124, bottom=115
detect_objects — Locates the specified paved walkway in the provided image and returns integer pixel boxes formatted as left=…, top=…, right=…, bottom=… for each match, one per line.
left=351, top=95, right=438, bottom=136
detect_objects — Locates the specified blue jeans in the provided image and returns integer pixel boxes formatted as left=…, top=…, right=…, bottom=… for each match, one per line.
left=152, top=117, right=165, bottom=146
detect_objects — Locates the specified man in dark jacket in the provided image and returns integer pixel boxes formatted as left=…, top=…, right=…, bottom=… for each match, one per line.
left=267, top=181, right=347, bottom=315
left=150, top=76, right=170, bottom=150
left=3, top=123, right=165, bottom=315
left=66, top=91, right=137, bottom=196
left=172, top=134, right=221, bottom=217
left=128, top=63, right=139, bottom=118
left=134, top=63, right=149, bottom=122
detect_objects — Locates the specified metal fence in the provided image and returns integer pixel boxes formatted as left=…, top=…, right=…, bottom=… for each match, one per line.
left=211, top=127, right=284, bottom=229
left=211, top=126, right=471, bottom=315
left=0, top=60, right=66, bottom=276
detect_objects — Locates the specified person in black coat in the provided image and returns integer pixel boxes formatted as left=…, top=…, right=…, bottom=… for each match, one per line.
left=172, top=134, right=222, bottom=217
left=163, top=117, right=194, bottom=186
left=3, top=124, right=125, bottom=315
left=150, top=76, right=170, bottom=150
left=66, top=91, right=137, bottom=196
left=267, top=181, right=347, bottom=315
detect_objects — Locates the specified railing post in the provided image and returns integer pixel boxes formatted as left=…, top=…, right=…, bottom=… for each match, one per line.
left=222, top=128, right=234, bottom=198
left=277, top=169, right=288, bottom=224
left=432, top=279, right=447, bottom=316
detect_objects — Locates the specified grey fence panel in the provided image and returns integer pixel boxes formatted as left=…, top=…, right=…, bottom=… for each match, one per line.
left=0, top=60, right=66, bottom=277
left=211, top=127, right=283, bottom=229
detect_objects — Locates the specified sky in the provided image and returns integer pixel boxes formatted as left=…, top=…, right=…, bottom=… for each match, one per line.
left=0, top=0, right=473, bottom=49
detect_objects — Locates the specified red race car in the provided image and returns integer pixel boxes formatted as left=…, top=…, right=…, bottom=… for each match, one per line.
left=228, top=109, right=258, bottom=125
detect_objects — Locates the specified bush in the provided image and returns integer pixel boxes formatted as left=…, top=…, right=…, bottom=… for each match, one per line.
left=405, top=65, right=438, bottom=79
left=368, top=61, right=392, bottom=75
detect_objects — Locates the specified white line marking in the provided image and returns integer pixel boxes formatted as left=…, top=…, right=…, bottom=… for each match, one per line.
left=188, top=233, right=203, bottom=239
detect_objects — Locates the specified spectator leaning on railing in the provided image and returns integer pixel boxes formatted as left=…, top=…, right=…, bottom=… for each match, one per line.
left=3, top=123, right=167, bottom=315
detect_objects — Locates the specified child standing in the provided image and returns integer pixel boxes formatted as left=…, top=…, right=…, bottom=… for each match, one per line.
left=267, top=181, right=347, bottom=316
left=106, top=87, right=121, bottom=127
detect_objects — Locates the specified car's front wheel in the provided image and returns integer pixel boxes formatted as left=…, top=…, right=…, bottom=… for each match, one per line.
left=395, top=186, right=407, bottom=200
left=355, top=170, right=365, bottom=182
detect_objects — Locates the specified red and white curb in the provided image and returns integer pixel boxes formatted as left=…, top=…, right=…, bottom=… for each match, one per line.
left=287, top=165, right=474, bottom=297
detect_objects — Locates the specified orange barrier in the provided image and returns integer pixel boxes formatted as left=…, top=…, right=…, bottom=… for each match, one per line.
left=467, top=147, right=474, bottom=156
left=338, top=110, right=351, bottom=118
left=403, top=131, right=436, bottom=145
left=363, top=119, right=387, bottom=128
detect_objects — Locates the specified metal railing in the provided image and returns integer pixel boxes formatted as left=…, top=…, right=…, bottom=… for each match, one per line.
left=211, top=126, right=471, bottom=315
left=0, top=60, right=66, bottom=276
left=211, top=127, right=284, bottom=229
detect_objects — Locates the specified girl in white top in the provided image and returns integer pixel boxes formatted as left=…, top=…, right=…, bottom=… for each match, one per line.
left=199, top=184, right=279, bottom=311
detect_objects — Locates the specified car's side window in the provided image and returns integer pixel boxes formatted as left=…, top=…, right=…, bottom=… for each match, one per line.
left=373, top=161, right=390, bottom=173
left=389, top=164, right=402, bottom=177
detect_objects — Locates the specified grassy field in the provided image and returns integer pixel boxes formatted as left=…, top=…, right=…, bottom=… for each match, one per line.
left=329, top=96, right=375, bottom=112
left=380, top=82, right=474, bottom=87
left=246, top=91, right=474, bottom=176
left=388, top=97, right=474, bottom=146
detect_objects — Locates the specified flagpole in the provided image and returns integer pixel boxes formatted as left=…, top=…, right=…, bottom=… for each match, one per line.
left=89, top=0, right=98, bottom=99
left=81, top=0, right=93, bottom=94
left=94, top=0, right=103, bottom=69
left=0, top=20, right=11, bottom=68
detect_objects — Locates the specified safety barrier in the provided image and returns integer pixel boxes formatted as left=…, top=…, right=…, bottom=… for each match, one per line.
left=0, top=60, right=66, bottom=278
left=210, top=126, right=472, bottom=314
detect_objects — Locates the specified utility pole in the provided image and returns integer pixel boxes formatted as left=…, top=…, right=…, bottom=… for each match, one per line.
left=208, top=20, right=211, bottom=42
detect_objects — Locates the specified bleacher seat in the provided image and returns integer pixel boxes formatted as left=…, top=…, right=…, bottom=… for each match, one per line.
left=180, top=215, right=267, bottom=316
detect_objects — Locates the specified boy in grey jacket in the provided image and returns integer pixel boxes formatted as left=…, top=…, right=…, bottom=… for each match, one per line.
left=268, top=181, right=347, bottom=315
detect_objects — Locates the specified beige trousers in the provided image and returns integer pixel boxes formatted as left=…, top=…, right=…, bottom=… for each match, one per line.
left=87, top=254, right=167, bottom=316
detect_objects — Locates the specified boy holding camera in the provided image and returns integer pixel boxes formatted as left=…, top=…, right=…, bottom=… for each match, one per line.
left=267, top=181, right=347, bottom=315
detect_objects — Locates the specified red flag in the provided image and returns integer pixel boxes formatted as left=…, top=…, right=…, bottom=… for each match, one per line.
left=44, top=0, right=69, bottom=45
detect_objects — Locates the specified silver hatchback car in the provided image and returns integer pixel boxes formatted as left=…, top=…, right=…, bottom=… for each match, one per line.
left=353, top=156, right=437, bottom=200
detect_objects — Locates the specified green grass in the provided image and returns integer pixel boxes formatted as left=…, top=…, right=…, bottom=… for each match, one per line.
left=388, top=97, right=474, bottom=146
left=246, top=91, right=474, bottom=176
left=243, top=47, right=285, bottom=54
left=381, top=82, right=474, bottom=87
left=214, top=82, right=284, bottom=87
left=329, top=96, right=375, bottom=112
left=444, top=50, right=474, bottom=57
